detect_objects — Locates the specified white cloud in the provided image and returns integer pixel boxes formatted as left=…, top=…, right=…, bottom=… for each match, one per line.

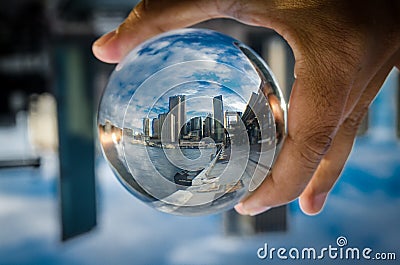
left=348, top=139, right=400, bottom=179
left=0, top=194, right=58, bottom=247
left=167, top=236, right=247, bottom=265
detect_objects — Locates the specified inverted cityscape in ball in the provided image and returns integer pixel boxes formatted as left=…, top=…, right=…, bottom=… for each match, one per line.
left=98, top=28, right=286, bottom=216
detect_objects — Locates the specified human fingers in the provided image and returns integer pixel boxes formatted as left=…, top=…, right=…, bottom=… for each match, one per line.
left=299, top=60, right=396, bottom=215
left=235, top=62, right=355, bottom=216
left=235, top=41, right=400, bottom=217
left=235, top=40, right=400, bottom=216
left=92, top=0, right=226, bottom=63
left=298, top=35, right=400, bottom=215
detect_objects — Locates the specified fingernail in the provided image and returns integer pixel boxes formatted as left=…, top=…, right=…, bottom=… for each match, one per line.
left=234, top=203, right=271, bottom=216
left=312, top=193, right=327, bottom=212
left=94, top=31, right=116, bottom=48
left=249, top=206, right=271, bottom=216
left=234, top=203, right=247, bottom=215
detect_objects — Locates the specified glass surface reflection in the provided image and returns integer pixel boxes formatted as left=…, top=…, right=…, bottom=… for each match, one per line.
left=98, top=28, right=286, bottom=215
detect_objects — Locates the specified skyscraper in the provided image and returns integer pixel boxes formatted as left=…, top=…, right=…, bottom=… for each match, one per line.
left=160, top=113, right=175, bottom=143
left=158, top=113, right=173, bottom=142
left=213, top=95, right=224, bottom=143
left=152, top=118, right=159, bottom=138
left=143, top=118, right=150, bottom=137
left=158, top=113, right=167, bottom=134
left=203, top=114, right=213, bottom=138
left=225, top=111, right=242, bottom=130
left=189, top=116, right=203, bottom=141
left=169, top=95, right=186, bottom=143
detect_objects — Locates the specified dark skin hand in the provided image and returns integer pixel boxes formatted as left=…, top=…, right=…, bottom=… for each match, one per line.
left=93, top=0, right=400, bottom=216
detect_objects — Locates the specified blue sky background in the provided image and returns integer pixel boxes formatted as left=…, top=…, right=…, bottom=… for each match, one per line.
left=0, top=63, right=399, bottom=264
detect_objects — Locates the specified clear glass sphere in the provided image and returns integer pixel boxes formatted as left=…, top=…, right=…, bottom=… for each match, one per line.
left=98, top=28, right=286, bottom=216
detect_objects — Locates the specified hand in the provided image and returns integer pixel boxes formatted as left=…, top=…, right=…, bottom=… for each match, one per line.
left=93, top=0, right=400, bottom=216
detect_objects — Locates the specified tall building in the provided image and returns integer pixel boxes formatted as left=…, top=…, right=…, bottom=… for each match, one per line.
left=190, top=116, right=202, bottom=131
left=241, top=92, right=274, bottom=145
left=189, top=116, right=203, bottom=141
left=223, top=206, right=287, bottom=236
left=225, top=111, right=244, bottom=145
left=159, top=112, right=175, bottom=143
left=213, top=95, right=224, bottom=143
left=158, top=113, right=166, bottom=141
left=203, top=114, right=213, bottom=138
left=152, top=118, right=159, bottom=138
left=225, top=111, right=242, bottom=130
left=142, top=118, right=150, bottom=137
left=169, top=95, right=186, bottom=143
left=185, top=121, right=191, bottom=136
left=158, top=113, right=167, bottom=134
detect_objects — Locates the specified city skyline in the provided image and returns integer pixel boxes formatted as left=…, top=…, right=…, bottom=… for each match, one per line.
left=133, top=92, right=271, bottom=148
left=101, top=91, right=272, bottom=149
left=142, top=94, right=226, bottom=143
left=111, top=79, right=252, bottom=137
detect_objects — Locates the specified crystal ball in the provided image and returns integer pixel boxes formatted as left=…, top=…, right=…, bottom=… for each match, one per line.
left=98, top=28, right=286, bottom=216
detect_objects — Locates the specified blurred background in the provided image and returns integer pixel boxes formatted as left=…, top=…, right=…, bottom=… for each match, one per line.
left=0, top=0, right=399, bottom=264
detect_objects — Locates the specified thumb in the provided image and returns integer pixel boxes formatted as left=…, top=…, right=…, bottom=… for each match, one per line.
left=92, top=0, right=224, bottom=63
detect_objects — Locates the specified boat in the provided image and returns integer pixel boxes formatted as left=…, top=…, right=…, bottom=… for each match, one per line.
left=174, top=168, right=204, bottom=186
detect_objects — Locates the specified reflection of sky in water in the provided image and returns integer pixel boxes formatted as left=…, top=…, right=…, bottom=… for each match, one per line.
left=1, top=74, right=399, bottom=264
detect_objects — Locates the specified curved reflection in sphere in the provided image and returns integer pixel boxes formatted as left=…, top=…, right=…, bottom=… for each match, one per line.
left=98, top=28, right=287, bottom=216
